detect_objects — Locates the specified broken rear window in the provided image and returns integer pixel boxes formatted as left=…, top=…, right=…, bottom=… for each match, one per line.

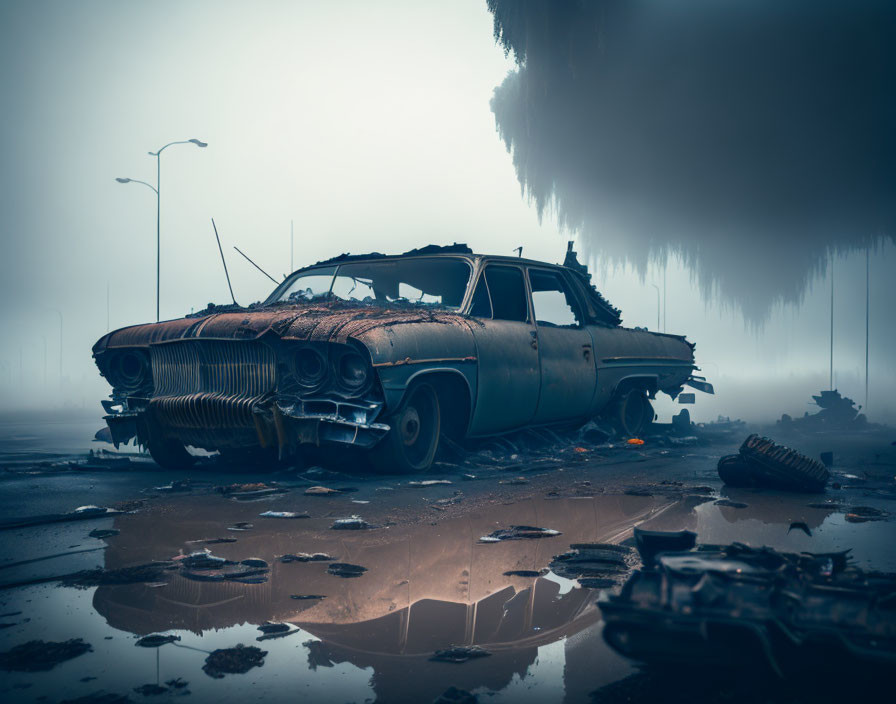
left=268, top=257, right=472, bottom=310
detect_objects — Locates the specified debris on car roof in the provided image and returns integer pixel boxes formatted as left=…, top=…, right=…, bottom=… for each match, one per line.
left=314, top=243, right=473, bottom=267
left=601, top=536, right=896, bottom=677
left=717, top=434, right=829, bottom=492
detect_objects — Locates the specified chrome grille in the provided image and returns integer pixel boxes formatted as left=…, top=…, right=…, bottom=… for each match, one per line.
left=149, top=341, right=276, bottom=429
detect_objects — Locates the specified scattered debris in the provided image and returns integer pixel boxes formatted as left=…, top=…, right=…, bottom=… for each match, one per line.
left=227, top=522, right=253, bottom=531
left=718, top=434, right=829, bottom=492
left=135, top=634, right=180, bottom=648
left=195, top=537, right=237, bottom=545
left=845, top=506, right=888, bottom=523
left=0, top=639, right=93, bottom=671
left=280, top=553, right=335, bottom=563
left=89, top=529, right=120, bottom=539
left=430, top=645, right=492, bottom=663
left=0, top=505, right=123, bottom=531
left=304, top=486, right=341, bottom=496
left=407, top=480, right=452, bottom=487
left=258, top=510, right=308, bottom=519
left=626, top=438, right=645, bottom=446
left=499, top=477, right=528, bottom=485
left=327, top=563, right=367, bottom=578
left=202, top=644, right=267, bottom=678
left=479, top=526, right=561, bottom=543
left=290, top=594, right=326, bottom=601
left=602, top=539, right=896, bottom=676
left=176, top=551, right=228, bottom=569
left=550, top=543, right=634, bottom=584
left=331, top=515, right=370, bottom=530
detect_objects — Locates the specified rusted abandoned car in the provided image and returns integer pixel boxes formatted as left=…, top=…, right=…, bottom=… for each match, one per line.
left=93, top=244, right=711, bottom=472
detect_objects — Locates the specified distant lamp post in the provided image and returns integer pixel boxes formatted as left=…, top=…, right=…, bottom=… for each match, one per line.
left=116, top=138, right=207, bottom=321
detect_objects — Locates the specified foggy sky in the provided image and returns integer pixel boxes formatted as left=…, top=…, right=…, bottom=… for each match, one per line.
left=488, top=0, right=895, bottom=320
left=0, top=0, right=893, bottom=425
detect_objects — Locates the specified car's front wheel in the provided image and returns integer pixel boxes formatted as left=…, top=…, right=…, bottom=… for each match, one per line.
left=370, top=382, right=441, bottom=474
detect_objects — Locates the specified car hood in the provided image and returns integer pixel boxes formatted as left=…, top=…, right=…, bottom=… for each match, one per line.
left=92, top=302, right=476, bottom=355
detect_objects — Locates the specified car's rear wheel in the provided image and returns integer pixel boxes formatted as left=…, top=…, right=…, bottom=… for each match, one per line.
left=612, top=388, right=653, bottom=438
left=147, top=436, right=196, bottom=470
left=370, top=382, right=441, bottom=474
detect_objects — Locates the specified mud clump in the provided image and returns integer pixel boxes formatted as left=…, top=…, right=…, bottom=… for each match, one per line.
left=327, top=562, right=367, bottom=578
left=0, top=638, right=93, bottom=671
left=202, top=644, right=267, bottom=678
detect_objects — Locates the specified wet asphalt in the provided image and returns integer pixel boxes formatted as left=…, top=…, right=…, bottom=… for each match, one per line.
left=0, top=411, right=894, bottom=703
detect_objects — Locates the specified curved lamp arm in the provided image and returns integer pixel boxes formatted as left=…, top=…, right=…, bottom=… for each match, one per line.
left=115, top=177, right=157, bottom=194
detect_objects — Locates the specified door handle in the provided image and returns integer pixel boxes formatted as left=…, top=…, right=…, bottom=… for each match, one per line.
left=582, top=344, right=592, bottom=361
left=530, top=330, right=538, bottom=349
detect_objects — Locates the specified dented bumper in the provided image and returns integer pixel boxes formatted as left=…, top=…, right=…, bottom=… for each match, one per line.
left=103, top=394, right=390, bottom=453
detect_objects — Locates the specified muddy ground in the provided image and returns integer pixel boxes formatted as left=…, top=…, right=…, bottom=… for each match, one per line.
left=0, top=411, right=894, bottom=703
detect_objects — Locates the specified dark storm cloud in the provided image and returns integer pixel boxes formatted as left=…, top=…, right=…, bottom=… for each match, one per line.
left=487, top=0, right=896, bottom=321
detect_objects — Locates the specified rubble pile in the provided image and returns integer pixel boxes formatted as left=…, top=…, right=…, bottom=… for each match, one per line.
left=601, top=534, right=896, bottom=677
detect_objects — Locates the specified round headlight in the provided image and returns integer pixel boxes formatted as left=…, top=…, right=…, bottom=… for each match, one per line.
left=109, top=350, right=150, bottom=393
left=294, top=347, right=327, bottom=387
left=338, top=352, right=369, bottom=390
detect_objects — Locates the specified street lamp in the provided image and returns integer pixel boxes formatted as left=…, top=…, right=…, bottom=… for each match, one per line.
left=116, top=137, right=207, bottom=321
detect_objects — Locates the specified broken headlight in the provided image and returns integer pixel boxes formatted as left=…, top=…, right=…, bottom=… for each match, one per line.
left=293, top=347, right=328, bottom=389
left=107, top=349, right=152, bottom=394
left=334, top=349, right=369, bottom=393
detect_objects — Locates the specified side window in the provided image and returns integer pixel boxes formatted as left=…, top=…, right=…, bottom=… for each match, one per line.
left=484, top=265, right=529, bottom=322
left=469, top=274, right=492, bottom=318
left=529, top=269, right=582, bottom=328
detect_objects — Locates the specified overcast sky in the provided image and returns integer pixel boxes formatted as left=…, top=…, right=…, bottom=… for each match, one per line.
left=1, top=0, right=892, bottom=425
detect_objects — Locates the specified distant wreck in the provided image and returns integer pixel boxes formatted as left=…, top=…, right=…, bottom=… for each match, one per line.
left=779, top=389, right=868, bottom=430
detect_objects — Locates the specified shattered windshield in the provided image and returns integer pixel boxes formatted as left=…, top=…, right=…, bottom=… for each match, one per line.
left=268, top=257, right=472, bottom=310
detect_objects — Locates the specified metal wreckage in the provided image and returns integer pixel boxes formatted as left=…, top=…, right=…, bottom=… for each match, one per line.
left=601, top=530, right=896, bottom=681
left=92, top=243, right=712, bottom=471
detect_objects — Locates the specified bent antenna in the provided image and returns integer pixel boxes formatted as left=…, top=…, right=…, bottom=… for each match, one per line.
left=234, top=246, right=279, bottom=284
left=211, top=218, right=238, bottom=306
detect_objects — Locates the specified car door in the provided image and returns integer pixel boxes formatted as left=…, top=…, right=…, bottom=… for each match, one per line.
left=467, top=263, right=541, bottom=435
left=528, top=267, right=597, bottom=423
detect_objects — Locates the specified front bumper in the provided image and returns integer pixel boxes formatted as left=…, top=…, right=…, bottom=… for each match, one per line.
left=103, top=393, right=390, bottom=453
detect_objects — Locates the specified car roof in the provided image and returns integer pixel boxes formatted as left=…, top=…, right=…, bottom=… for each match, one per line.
left=298, top=244, right=570, bottom=275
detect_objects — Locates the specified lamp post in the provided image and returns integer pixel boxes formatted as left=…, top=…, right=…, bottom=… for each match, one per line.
left=116, top=138, right=207, bottom=321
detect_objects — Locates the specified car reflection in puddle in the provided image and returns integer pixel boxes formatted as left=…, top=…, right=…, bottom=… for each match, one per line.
left=51, top=493, right=697, bottom=703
